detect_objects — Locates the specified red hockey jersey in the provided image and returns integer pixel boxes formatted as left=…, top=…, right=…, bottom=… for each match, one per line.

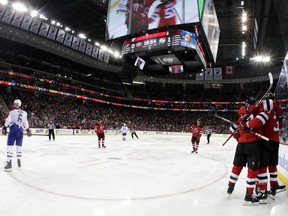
left=229, top=106, right=262, bottom=143
left=245, top=110, right=281, bottom=143
left=148, top=0, right=177, bottom=27
left=190, top=124, right=203, bottom=138
left=95, top=124, right=107, bottom=134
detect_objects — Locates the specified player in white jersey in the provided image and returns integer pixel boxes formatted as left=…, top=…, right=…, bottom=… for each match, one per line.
left=120, top=123, right=129, bottom=141
left=2, top=99, right=32, bottom=172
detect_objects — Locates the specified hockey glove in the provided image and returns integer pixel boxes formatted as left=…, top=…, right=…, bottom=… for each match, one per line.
left=27, top=128, right=32, bottom=137
left=240, top=120, right=249, bottom=129
left=2, top=126, right=7, bottom=135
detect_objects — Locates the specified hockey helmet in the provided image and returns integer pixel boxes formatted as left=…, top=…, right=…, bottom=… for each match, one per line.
left=13, top=99, right=22, bottom=108
left=245, top=96, right=256, bottom=105
left=264, top=92, right=275, bottom=100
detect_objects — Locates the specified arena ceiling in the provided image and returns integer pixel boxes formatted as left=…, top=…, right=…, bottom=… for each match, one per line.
left=12, top=0, right=288, bottom=75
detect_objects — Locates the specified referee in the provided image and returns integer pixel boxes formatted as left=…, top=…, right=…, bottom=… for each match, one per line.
left=48, top=121, right=55, bottom=141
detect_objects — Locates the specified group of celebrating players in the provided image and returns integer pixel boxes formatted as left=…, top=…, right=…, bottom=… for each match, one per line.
left=227, top=93, right=286, bottom=205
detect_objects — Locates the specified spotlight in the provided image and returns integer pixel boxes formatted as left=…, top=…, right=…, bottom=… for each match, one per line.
left=30, top=10, right=38, bottom=17
left=0, top=0, right=8, bottom=5
left=12, top=2, right=28, bottom=12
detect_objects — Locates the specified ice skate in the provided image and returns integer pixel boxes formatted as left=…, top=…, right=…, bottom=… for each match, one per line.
left=17, top=159, right=21, bottom=168
left=243, top=193, right=259, bottom=206
left=4, top=161, right=12, bottom=172
left=227, top=184, right=235, bottom=195
left=257, top=191, right=268, bottom=204
left=269, top=184, right=286, bottom=199
left=102, top=145, right=106, bottom=148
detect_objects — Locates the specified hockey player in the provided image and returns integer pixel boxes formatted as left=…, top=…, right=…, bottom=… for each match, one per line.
left=120, top=123, right=129, bottom=141
left=189, top=119, right=203, bottom=153
left=125, top=0, right=150, bottom=34
left=2, top=99, right=32, bottom=172
left=227, top=101, right=263, bottom=205
left=243, top=94, right=286, bottom=202
left=116, top=0, right=128, bottom=13
left=95, top=121, right=108, bottom=148
left=148, top=0, right=177, bottom=28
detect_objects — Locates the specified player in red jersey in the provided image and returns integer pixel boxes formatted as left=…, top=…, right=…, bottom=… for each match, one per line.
left=95, top=121, right=108, bottom=148
left=243, top=94, right=286, bottom=202
left=227, top=101, right=263, bottom=205
left=125, top=0, right=150, bottom=34
left=189, top=119, right=203, bottom=154
left=148, top=0, right=177, bottom=28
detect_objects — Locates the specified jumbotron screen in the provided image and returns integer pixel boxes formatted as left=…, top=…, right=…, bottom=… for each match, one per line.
left=106, top=0, right=200, bottom=40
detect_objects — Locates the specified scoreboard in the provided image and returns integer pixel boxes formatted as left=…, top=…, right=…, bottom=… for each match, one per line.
left=122, top=29, right=206, bottom=68
left=122, top=30, right=185, bottom=55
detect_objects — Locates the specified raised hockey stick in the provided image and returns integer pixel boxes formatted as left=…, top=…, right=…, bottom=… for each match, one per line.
left=213, top=113, right=269, bottom=141
left=173, top=8, right=183, bottom=24
left=255, top=72, right=273, bottom=106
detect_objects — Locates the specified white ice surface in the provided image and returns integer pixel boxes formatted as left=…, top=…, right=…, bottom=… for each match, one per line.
left=0, top=133, right=287, bottom=216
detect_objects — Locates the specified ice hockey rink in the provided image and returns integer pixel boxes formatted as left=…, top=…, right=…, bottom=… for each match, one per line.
left=0, top=133, right=287, bottom=216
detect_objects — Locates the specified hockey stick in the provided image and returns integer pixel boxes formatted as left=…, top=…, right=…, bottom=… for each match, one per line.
left=255, top=72, right=273, bottom=106
left=173, top=7, right=183, bottom=24
left=213, top=114, right=269, bottom=141
left=222, top=132, right=236, bottom=146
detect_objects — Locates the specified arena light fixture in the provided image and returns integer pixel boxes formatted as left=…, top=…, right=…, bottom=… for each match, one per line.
left=30, top=10, right=38, bottom=17
left=113, top=51, right=120, bottom=58
left=242, top=12, right=247, bottom=22
left=12, top=2, right=28, bottom=12
left=242, top=41, right=246, bottom=57
left=250, top=55, right=271, bottom=63
left=95, top=42, right=100, bottom=46
left=132, top=81, right=144, bottom=85
left=100, top=45, right=107, bottom=51
left=39, top=14, right=48, bottom=20
left=64, top=27, right=71, bottom=31
left=0, top=0, right=8, bottom=5
left=51, top=20, right=56, bottom=25
left=78, top=33, right=86, bottom=39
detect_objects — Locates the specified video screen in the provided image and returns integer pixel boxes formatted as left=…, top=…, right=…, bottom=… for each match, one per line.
left=169, top=64, right=184, bottom=74
left=180, top=30, right=196, bottom=49
left=275, top=51, right=288, bottom=99
left=201, top=0, right=220, bottom=63
left=106, top=0, right=200, bottom=40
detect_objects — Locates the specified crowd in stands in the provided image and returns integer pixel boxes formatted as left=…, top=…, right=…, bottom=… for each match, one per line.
left=0, top=87, right=236, bottom=133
